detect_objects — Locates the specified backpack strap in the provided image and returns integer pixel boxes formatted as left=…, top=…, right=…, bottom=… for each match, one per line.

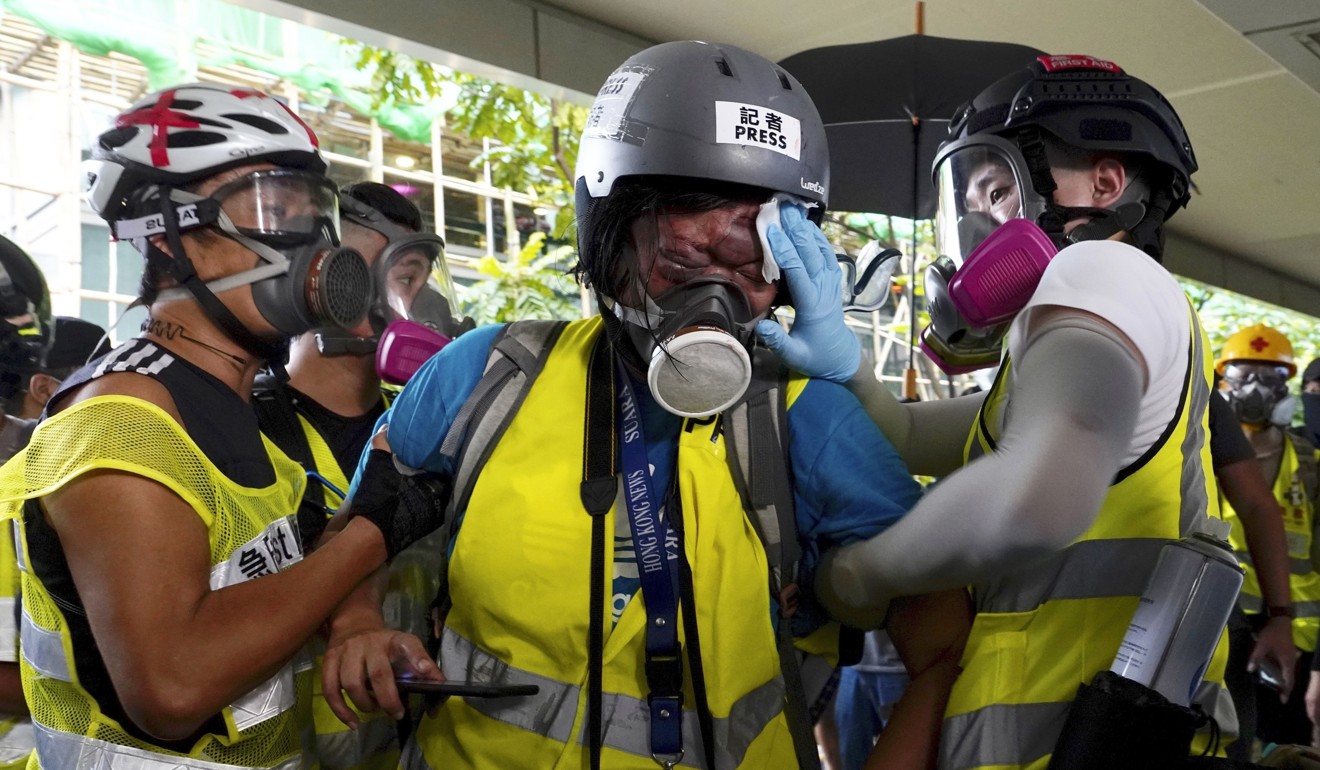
left=251, top=374, right=327, bottom=548
left=438, top=320, right=570, bottom=518
left=724, top=348, right=800, bottom=600
left=722, top=348, right=821, bottom=770
left=1288, top=429, right=1320, bottom=505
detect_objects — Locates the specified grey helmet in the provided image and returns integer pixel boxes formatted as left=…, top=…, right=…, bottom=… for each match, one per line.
left=576, top=40, right=829, bottom=206
left=574, top=41, right=829, bottom=296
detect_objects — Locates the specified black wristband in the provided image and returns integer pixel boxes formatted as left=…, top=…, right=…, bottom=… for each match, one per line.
left=1267, top=605, right=1296, bottom=620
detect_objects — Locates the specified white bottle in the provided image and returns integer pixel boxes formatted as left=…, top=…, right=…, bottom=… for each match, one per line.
left=1110, top=516, right=1244, bottom=706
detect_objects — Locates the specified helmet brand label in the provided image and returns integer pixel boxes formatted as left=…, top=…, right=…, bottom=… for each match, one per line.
left=584, top=66, right=653, bottom=142
left=1037, top=55, right=1122, bottom=74
left=715, top=101, right=801, bottom=161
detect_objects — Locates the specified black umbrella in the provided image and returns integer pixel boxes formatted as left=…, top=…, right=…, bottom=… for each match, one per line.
left=779, top=35, right=1046, bottom=219
left=780, top=35, right=1045, bottom=398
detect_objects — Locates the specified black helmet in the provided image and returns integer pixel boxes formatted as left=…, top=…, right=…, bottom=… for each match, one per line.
left=933, top=55, right=1195, bottom=261
left=0, top=236, right=53, bottom=402
left=574, top=40, right=829, bottom=294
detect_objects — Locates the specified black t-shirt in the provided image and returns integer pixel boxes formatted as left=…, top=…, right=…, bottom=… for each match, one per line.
left=1209, top=385, right=1254, bottom=470
left=284, top=385, right=385, bottom=479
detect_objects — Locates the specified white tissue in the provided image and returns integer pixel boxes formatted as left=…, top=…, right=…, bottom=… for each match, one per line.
left=756, top=193, right=818, bottom=284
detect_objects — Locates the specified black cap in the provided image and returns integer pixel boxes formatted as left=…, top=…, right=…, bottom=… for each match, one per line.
left=44, top=317, right=110, bottom=371
left=1303, top=358, right=1320, bottom=385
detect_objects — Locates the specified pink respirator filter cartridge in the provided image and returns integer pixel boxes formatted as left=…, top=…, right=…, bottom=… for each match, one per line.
left=376, top=319, right=451, bottom=386
left=949, top=218, right=1058, bottom=328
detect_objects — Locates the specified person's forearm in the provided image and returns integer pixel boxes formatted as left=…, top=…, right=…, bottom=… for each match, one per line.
left=822, top=324, right=1143, bottom=621
left=1219, top=459, right=1293, bottom=614
left=846, top=356, right=983, bottom=477
left=865, top=591, right=969, bottom=770
left=0, top=662, right=26, bottom=715
left=85, top=518, right=388, bottom=740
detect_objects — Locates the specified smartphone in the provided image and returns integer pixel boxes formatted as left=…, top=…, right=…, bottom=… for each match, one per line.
left=1257, top=660, right=1286, bottom=693
left=393, top=677, right=539, bottom=699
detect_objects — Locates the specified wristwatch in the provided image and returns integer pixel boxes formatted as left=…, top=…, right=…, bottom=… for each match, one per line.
left=1266, top=604, right=1296, bottom=620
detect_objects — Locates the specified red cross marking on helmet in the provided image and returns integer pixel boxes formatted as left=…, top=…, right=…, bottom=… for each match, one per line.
left=1250, top=336, right=1270, bottom=352
left=115, top=89, right=200, bottom=167
left=230, top=89, right=320, bottom=149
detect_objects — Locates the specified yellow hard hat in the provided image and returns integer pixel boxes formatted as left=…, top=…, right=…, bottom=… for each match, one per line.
left=1216, top=323, right=1296, bottom=377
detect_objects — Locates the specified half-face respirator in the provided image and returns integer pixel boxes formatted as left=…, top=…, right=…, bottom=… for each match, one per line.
left=616, top=279, right=759, bottom=419
left=119, top=169, right=373, bottom=338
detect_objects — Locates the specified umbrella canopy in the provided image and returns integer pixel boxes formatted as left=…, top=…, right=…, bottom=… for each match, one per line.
left=780, top=35, right=1045, bottom=219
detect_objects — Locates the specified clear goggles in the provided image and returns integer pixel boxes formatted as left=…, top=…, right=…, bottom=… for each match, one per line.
left=209, top=169, right=340, bottom=244
left=1222, top=362, right=1291, bottom=393
left=932, top=134, right=1047, bottom=264
left=375, top=234, right=461, bottom=334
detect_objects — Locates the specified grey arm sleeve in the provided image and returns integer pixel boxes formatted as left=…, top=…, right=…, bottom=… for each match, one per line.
left=824, top=320, right=1145, bottom=616
left=847, top=356, right=986, bottom=477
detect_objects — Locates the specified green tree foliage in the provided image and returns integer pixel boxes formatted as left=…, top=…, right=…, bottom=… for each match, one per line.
left=459, top=233, right=581, bottom=324
left=353, top=47, right=587, bottom=323
left=1182, top=278, right=1320, bottom=373
left=445, top=74, right=586, bottom=240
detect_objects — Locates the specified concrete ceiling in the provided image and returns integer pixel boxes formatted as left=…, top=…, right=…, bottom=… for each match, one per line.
left=244, top=0, right=1320, bottom=315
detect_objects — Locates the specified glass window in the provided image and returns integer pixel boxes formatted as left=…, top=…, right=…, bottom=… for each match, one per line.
left=81, top=224, right=110, bottom=292
left=443, top=188, right=485, bottom=251
left=383, top=173, right=437, bottom=233
left=326, top=162, right=370, bottom=192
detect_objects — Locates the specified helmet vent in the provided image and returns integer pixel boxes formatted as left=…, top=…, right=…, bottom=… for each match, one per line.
left=776, top=70, right=792, bottom=90
left=170, top=99, right=203, bottom=110
left=167, top=131, right=228, bottom=148
left=715, top=58, right=733, bottom=77
left=99, top=126, right=138, bottom=150
left=223, top=113, right=291, bottom=135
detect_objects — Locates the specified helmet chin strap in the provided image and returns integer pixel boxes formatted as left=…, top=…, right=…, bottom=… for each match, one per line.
left=150, top=189, right=285, bottom=363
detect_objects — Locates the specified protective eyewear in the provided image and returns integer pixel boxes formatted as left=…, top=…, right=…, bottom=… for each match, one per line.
left=932, top=133, right=1046, bottom=265
left=837, top=243, right=902, bottom=313
left=1222, top=362, right=1291, bottom=391
left=209, top=169, right=340, bottom=243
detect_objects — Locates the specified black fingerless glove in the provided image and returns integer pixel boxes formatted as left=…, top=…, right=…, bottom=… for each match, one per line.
left=351, top=449, right=451, bottom=560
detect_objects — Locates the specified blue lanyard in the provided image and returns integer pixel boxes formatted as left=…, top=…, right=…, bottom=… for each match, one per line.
left=615, top=362, right=685, bottom=767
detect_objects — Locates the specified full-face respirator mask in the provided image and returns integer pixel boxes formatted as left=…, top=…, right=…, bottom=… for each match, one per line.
left=614, top=278, right=760, bottom=419
left=1221, top=362, right=1296, bottom=427
left=920, top=133, right=1148, bottom=373
left=117, top=169, right=372, bottom=339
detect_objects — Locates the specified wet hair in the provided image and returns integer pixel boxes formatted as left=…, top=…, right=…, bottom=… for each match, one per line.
left=342, top=182, right=422, bottom=232
left=574, top=177, right=769, bottom=300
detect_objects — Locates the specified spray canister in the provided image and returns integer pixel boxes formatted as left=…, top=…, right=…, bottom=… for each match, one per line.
left=1109, top=516, right=1244, bottom=706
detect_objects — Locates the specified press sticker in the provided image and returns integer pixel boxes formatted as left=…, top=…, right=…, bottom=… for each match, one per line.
left=715, top=101, right=801, bottom=161
left=1036, top=55, right=1121, bottom=74
left=584, top=66, right=653, bottom=142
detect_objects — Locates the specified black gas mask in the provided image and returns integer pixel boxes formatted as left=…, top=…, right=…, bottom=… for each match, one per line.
left=1222, top=362, right=1295, bottom=427
left=118, top=169, right=373, bottom=345
left=614, top=278, right=759, bottom=418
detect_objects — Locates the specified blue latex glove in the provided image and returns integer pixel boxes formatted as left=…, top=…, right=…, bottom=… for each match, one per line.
left=756, top=204, right=861, bottom=382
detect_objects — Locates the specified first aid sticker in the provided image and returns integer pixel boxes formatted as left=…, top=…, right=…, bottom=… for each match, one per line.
left=715, top=101, right=801, bottom=161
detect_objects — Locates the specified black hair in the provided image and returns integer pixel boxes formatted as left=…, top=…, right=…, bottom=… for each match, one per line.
left=573, top=176, right=770, bottom=299
left=341, top=182, right=423, bottom=232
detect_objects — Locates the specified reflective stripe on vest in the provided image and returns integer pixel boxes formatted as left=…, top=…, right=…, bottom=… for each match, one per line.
left=0, top=598, right=14, bottom=658
left=438, top=627, right=786, bottom=770
left=19, top=608, right=68, bottom=682
left=944, top=299, right=1229, bottom=770
left=974, top=538, right=1167, bottom=614
left=32, top=722, right=302, bottom=770
left=0, top=720, right=32, bottom=764
left=1223, top=432, right=1320, bottom=651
